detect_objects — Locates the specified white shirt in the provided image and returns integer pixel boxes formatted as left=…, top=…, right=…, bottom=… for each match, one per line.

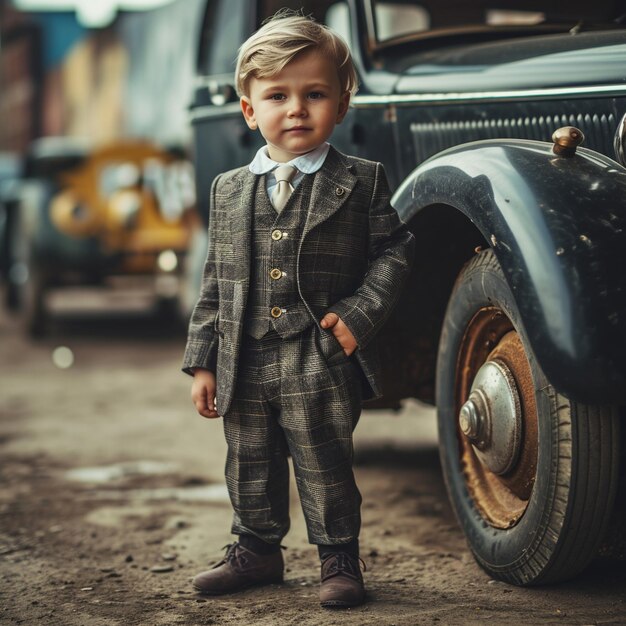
left=248, top=143, right=331, bottom=207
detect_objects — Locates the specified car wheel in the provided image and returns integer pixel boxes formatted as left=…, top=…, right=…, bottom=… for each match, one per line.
left=2, top=197, right=17, bottom=310
left=436, top=248, right=620, bottom=585
left=10, top=203, right=49, bottom=337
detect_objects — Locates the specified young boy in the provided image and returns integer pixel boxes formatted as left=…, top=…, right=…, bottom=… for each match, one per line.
left=183, top=12, right=414, bottom=608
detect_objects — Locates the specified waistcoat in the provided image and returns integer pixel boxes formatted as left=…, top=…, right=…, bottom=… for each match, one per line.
left=243, top=173, right=316, bottom=339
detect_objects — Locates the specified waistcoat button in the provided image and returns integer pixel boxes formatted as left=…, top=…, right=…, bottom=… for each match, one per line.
left=271, top=229, right=283, bottom=241
left=270, top=306, right=283, bottom=318
left=269, top=268, right=282, bottom=280
left=335, top=187, right=345, bottom=197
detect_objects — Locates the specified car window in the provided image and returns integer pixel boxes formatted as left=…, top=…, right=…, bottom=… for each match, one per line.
left=371, top=0, right=626, bottom=43
left=375, top=3, right=430, bottom=40
left=198, top=0, right=353, bottom=77
left=325, top=3, right=352, bottom=49
left=259, top=0, right=352, bottom=48
left=197, top=0, right=248, bottom=75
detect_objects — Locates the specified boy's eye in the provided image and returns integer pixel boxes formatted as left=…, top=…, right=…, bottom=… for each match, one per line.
left=308, top=92, right=325, bottom=100
left=270, top=93, right=286, bottom=101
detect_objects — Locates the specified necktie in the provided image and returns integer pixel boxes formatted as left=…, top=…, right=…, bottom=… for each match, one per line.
left=271, top=165, right=297, bottom=213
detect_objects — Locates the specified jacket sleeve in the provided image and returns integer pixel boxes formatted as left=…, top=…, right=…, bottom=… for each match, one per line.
left=181, top=174, right=222, bottom=375
left=327, top=162, right=415, bottom=349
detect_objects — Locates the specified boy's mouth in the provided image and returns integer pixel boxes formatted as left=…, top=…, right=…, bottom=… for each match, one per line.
left=285, top=126, right=311, bottom=133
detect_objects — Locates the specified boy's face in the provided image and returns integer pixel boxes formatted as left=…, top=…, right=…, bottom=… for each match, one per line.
left=240, top=49, right=350, bottom=162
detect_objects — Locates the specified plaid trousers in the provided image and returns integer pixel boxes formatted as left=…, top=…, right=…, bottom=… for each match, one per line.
left=222, top=324, right=363, bottom=546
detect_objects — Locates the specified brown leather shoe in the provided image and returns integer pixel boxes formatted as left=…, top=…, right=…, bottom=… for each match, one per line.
left=192, top=543, right=284, bottom=595
left=319, top=553, right=366, bottom=608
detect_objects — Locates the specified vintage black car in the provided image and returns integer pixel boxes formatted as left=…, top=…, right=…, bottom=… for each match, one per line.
left=189, top=0, right=626, bottom=586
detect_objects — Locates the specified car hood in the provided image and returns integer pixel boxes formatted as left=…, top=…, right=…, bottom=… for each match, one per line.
left=394, top=31, right=626, bottom=94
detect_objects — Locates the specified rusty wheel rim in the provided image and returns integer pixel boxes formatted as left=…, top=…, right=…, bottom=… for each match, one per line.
left=456, top=307, right=538, bottom=529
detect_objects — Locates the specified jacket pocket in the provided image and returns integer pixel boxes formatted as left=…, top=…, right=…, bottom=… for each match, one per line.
left=319, top=327, right=349, bottom=365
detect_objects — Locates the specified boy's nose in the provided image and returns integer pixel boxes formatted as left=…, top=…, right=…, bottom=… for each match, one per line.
left=288, top=99, right=307, bottom=117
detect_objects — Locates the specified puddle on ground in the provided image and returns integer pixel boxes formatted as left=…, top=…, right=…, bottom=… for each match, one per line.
left=65, top=460, right=231, bottom=504
left=65, top=460, right=178, bottom=483
left=84, top=504, right=158, bottom=527
left=89, top=484, right=231, bottom=503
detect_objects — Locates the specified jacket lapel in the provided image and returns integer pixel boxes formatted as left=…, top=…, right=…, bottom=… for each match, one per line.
left=303, top=146, right=358, bottom=237
left=223, top=147, right=357, bottom=280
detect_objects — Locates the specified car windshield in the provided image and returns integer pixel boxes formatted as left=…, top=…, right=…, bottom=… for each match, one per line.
left=371, top=0, right=626, bottom=43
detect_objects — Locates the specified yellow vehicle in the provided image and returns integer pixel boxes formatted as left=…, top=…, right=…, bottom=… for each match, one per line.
left=6, top=138, right=196, bottom=334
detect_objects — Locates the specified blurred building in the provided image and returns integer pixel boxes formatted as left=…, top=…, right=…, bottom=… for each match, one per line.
left=0, top=0, right=205, bottom=155
left=119, top=0, right=205, bottom=148
left=1, top=2, right=43, bottom=153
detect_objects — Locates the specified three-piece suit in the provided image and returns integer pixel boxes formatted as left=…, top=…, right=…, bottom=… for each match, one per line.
left=183, top=146, right=414, bottom=546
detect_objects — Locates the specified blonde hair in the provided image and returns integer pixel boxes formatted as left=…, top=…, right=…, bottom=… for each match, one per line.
left=235, top=11, right=358, bottom=98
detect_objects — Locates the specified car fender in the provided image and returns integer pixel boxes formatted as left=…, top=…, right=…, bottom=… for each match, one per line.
left=393, top=139, right=626, bottom=404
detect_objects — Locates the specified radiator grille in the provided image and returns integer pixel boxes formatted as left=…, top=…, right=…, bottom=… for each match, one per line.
left=411, top=112, right=616, bottom=163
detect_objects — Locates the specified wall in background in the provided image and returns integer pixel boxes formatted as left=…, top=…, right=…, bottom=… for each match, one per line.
left=0, top=0, right=205, bottom=154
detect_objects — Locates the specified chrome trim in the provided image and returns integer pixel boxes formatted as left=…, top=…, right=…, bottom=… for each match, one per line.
left=188, top=84, right=626, bottom=123
left=352, top=84, right=626, bottom=107
left=614, top=112, right=626, bottom=167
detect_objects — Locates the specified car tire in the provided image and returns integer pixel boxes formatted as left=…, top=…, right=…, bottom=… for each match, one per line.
left=1, top=197, right=20, bottom=310
left=9, top=198, right=49, bottom=337
left=436, top=248, right=620, bottom=585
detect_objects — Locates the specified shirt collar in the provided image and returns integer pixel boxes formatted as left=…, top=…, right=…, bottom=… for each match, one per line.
left=248, top=143, right=330, bottom=176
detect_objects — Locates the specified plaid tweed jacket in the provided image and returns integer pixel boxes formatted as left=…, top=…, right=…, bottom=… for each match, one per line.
left=182, top=146, right=415, bottom=415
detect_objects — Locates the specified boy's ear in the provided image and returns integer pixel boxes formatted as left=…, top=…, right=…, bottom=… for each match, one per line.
left=336, top=91, right=351, bottom=124
left=240, top=96, right=257, bottom=130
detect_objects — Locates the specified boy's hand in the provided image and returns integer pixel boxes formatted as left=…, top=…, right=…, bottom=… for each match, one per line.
left=191, top=368, right=220, bottom=419
left=320, top=312, right=358, bottom=356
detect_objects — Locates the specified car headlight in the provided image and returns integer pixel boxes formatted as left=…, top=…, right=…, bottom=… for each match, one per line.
left=50, top=191, right=97, bottom=236
left=157, top=249, right=178, bottom=272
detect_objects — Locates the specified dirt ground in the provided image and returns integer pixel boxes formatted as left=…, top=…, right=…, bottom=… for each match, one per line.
left=1, top=298, right=626, bottom=626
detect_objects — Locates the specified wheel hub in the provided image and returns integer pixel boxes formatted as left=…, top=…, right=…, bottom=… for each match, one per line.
left=459, top=360, right=522, bottom=476
left=454, top=310, right=538, bottom=529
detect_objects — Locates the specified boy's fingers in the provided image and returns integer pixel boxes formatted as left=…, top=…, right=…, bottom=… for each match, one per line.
left=331, top=320, right=357, bottom=355
left=320, top=312, right=339, bottom=328
left=192, top=384, right=217, bottom=416
left=201, top=392, right=219, bottom=418
left=195, top=393, right=219, bottom=418
left=191, top=385, right=206, bottom=406
left=194, top=396, right=208, bottom=414
left=207, top=391, right=217, bottom=412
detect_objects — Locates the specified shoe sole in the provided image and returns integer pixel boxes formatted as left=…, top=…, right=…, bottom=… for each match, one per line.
left=193, top=576, right=283, bottom=596
left=320, top=597, right=364, bottom=609
left=320, top=601, right=363, bottom=609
